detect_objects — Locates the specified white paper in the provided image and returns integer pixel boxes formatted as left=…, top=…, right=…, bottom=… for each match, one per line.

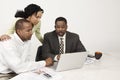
left=9, top=67, right=63, bottom=80
left=85, top=57, right=96, bottom=64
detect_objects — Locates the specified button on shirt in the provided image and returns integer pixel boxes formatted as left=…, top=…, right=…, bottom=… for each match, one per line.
left=0, top=33, right=45, bottom=74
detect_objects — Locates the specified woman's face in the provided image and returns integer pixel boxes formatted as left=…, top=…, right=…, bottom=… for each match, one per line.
left=28, top=11, right=43, bottom=25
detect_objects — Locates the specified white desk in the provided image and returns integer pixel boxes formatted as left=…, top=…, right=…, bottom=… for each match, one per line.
left=58, top=52, right=120, bottom=80
left=10, top=52, right=120, bottom=80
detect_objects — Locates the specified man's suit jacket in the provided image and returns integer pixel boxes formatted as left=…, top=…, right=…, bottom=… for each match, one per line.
left=42, top=31, right=86, bottom=59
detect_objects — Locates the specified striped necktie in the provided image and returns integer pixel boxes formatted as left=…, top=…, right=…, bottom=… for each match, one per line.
left=59, top=38, right=64, bottom=54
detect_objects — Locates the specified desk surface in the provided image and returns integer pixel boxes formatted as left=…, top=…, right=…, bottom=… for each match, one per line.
left=10, top=52, right=120, bottom=80
left=58, top=52, right=120, bottom=80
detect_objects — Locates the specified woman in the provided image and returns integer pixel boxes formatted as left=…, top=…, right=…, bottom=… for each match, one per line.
left=0, top=4, right=43, bottom=43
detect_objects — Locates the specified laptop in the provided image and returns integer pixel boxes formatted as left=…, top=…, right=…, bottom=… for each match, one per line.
left=51, top=51, right=88, bottom=72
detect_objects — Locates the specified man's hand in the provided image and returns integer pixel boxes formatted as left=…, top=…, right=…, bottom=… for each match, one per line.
left=0, top=34, right=11, bottom=41
left=57, top=54, right=61, bottom=61
left=45, top=57, right=53, bottom=67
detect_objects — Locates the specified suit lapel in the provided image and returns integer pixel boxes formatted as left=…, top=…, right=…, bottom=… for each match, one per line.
left=66, top=32, right=71, bottom=53
left=52, top=31, right=59, bottom=53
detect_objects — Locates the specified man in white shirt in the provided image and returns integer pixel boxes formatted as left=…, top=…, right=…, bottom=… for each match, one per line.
left=0, top=19, right=52, bottom=80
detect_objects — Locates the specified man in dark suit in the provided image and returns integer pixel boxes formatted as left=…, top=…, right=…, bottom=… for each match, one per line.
left=42, top=17, right=86, bottom=66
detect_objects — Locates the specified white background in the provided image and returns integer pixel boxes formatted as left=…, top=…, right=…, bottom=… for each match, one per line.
left=0, top=0, right=120, bottom=59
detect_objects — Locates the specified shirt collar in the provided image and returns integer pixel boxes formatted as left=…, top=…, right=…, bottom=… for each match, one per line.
left=58, top=33, right=66, bottom=39
left=13, top=33, right=25, bottom=45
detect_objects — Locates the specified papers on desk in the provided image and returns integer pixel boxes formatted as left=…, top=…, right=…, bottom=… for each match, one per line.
left=85, top=57, right=96, bottom=64
left=10, top=67, right=63, bottom=80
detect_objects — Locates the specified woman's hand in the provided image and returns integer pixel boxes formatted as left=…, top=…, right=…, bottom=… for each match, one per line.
left=0, top=34, right=11, bottom=41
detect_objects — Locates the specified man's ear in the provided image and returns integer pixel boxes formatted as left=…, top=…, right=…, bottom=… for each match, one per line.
left=66, top=25, right=68, bottom=29
left=16, top=29, right=21, bottom=34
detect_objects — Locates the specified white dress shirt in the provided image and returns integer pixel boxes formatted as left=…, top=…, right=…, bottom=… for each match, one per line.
left=0, top=33, right=46, bottom=74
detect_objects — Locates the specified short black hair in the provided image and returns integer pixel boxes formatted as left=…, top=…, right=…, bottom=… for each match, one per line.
left=55, top=17, right=67, bottom=24
left=15, top=19, right=32, bottom=31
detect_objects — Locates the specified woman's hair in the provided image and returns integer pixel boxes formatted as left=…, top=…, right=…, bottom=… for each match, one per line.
left=15, top=4, right=44, bottom=18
